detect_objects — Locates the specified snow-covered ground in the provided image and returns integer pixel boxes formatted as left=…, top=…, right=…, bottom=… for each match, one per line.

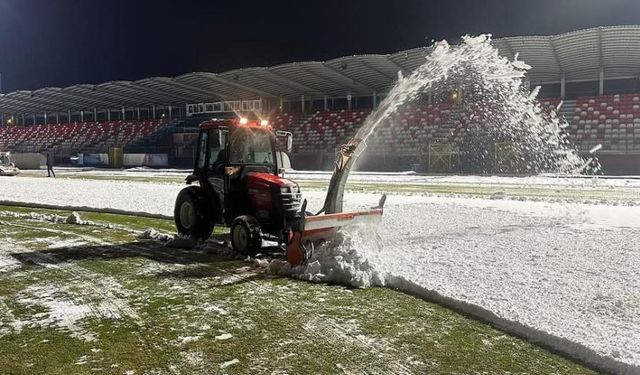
left=22, top=166, right=640, bottom=189
left=0, top=174, right=638, bottom=371
left=289, top=170, right=640, bottom=189
left=0, top=176, right=182, bottom=216
left=317, top=193, right=640, bottom=372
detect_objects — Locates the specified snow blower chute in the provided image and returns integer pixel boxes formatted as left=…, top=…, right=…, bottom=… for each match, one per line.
left=174, top=115, right=385, bottom=265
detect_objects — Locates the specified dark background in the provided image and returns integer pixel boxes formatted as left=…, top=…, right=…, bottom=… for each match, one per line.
left=1, top=0, right=639, bottom=92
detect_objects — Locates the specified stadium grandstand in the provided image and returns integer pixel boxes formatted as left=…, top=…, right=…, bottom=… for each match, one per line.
left=1, top=25, right=640, bottom=173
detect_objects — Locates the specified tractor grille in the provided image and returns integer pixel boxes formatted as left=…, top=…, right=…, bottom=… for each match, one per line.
left=280, top=186, right=302, bottom=212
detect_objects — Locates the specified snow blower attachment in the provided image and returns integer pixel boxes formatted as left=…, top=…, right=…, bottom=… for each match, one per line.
left=286, top=194, right=386, bottom=265
left=174, top=116, right=385, bottom=265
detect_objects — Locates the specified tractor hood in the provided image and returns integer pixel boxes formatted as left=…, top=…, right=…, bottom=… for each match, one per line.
left=246, top=172, right=302, bottom=216
left=246, top=172, right=297, bottom=188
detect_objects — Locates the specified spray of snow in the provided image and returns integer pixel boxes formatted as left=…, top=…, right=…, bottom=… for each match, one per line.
left=277, top=35, right=597, bottom=289
left=356, top=35, right=593, bottom=175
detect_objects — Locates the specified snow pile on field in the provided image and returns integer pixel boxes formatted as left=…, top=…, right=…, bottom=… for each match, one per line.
left=268, top=227, right=387, bottom=288
left=138, top=228, right=174, bottom=242
left=64, top=211, right=85, bottom=224
left=0, top=210, right=93, bottom=225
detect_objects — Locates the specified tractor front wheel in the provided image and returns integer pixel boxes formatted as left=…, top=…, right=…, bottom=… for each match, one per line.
left=174, top=186, right=214, bottom=240
left=230, top=216, right=263, bottom=255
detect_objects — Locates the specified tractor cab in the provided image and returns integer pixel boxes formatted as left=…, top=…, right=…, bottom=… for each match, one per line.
left=175, top=117, right=301, bottom=254
left=174, top=115, right=385, bottom=264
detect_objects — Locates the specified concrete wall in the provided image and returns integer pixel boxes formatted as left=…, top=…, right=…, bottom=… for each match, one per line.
left=123, top=154, right=169, bottom=167
left=597, top=153, right=640, bottom=175
left=11, top=153, right=44, bottom=169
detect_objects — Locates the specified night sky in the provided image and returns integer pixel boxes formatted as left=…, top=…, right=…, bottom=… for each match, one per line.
left=1, top=0, right=640, bottom=92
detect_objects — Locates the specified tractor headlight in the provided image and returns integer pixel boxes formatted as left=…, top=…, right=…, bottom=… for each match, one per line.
left=280, top=187, right=289, bottom=194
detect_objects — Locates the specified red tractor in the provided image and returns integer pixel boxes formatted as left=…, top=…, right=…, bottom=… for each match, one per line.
left=174, top=116, right=384, bottom=264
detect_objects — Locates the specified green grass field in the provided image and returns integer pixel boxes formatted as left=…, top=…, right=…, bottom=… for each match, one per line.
left=0, top=205, right=595, bottom=374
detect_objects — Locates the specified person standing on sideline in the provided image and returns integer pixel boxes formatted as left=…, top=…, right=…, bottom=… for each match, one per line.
left=46, top=150, right=55, bottom=178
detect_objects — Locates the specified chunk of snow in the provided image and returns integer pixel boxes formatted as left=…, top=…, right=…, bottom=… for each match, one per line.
left=138, top=228, right=173, bottom=242
left=219, top=358, right=239, bottom=369
left=589, top=144, right=603, bottom=154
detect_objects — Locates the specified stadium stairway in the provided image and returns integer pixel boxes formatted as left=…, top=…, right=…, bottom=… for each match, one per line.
left=123, top=119, right=181, bottom=152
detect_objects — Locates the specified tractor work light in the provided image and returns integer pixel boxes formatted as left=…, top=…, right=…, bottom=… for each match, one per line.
left=260, top=120, right=269, bottom=126
left=239, top=117, right=248, bottom=125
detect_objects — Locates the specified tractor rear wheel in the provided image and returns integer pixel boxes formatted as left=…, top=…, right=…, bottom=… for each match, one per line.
left=174, top=186, right=215, bottom=240
left=230, top=215, right=262, bottom=255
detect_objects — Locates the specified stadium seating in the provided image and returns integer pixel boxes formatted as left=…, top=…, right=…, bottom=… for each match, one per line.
left=270, top=112, right=301, bottom=131
left=292, top=109, right=372, bottom=153
left=540, top=97, right=562, bottom=111
left=2, top=93, right=637, bottom=169
left=0, top=120, right=169, bottom=155
left=281, top=98, right=574, bottom=156
left=569, top=94, right=640, bottom=153
left=367, top=103, right=454, bottom=155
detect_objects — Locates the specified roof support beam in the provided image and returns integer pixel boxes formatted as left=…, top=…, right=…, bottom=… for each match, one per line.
left=502, top=39, right=518, bottom=60
left=320, top=64, right=372, bottom=93
left=0, top=92, right=92, bottom=113
left=548, top=38, right=563, bottom=77
left=30, top=89, right=118, bottom=110
left=109, top=82, right=189, bottom=104
left=598, top=27, right=604, bottom=95
left=197, top=73, right=278, bottom=99
left=385, top=56, right=405, bottom=76
left=356, top=57, right=397, bottom=82
left=80, top=86, right=153, bottom=106
left=146, top=77, right=221, bottom=101
left=598, top=27, right=604, bottom=69
left=298, top=64, right=367, bottom=93
left=388, top=51, right=420, bottom=77
left=247, top=70, right=325, bottom=97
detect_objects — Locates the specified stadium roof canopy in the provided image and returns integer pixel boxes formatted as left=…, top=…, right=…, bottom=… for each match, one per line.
left=1, top=25, right=640, bottom=114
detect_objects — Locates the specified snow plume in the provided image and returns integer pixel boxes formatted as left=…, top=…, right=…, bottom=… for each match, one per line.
left=269, top=224, right=387, bottom=289
left=359, top=35, right=593, bottom=175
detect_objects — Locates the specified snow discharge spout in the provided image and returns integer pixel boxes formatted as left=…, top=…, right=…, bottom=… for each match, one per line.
left=320, top=35, right=594, bottom=214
